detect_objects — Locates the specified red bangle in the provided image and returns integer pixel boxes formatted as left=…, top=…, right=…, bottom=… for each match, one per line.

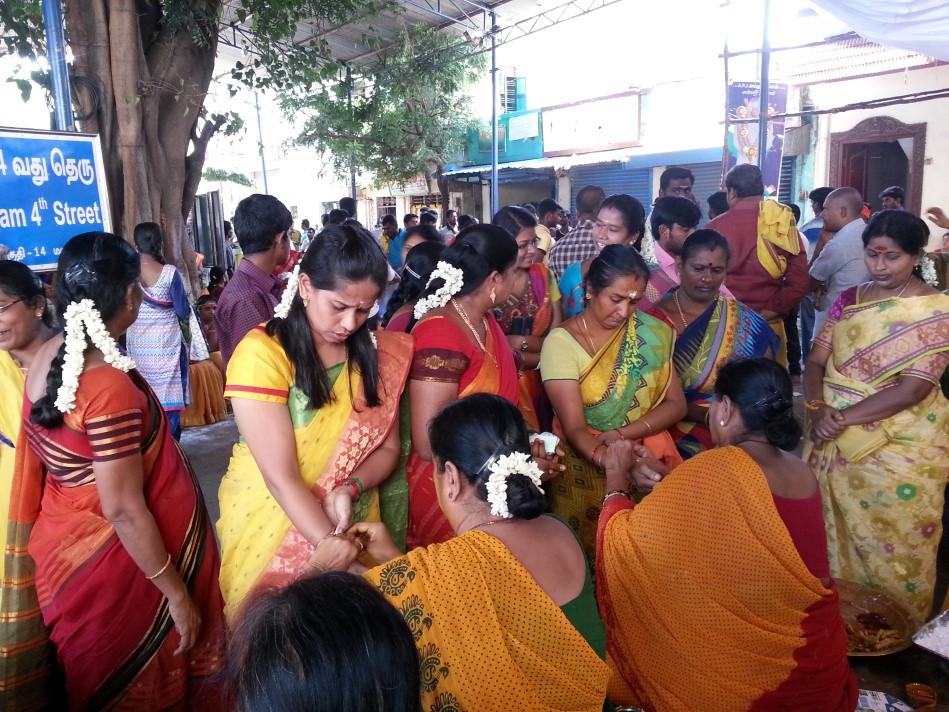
left=344, top=481, right=360, bottom=500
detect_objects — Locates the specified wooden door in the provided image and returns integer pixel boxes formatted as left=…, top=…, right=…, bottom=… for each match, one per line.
left=842, top=143, right=868, bottom=196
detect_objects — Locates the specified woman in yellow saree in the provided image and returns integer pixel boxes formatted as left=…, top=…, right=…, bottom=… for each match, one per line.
left=541, top=245, right=686, bottom=557
left=804, top=210, right=949, bottom=622
left=217, top=225, right=412, bottom=621
left=309, top=394, right=610, bottom=712
left=0, top=262, right=59, bottom=710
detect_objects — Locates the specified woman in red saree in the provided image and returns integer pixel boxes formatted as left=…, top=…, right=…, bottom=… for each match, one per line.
left=406, top=224, right=521, bottom=548
left=22, top=233, right=225, bottom=711
left=492, top=206, right=562, bottom=432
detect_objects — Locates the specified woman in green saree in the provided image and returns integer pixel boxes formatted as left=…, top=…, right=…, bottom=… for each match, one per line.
left=540, top=245, right=686, bottom=557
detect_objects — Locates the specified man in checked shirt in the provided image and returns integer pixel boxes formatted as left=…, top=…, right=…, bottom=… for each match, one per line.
left=547, top=185, right=605, bottom=281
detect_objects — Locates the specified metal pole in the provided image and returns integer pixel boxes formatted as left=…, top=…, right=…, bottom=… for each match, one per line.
left=347, top=67, right=357, bottom=201
left=757, top=0, right=771, bottom=170
left=253, top=91, right=269, bottom=194
left=489, top=10, right=499, bottom=216
left=42, top=0, right=74, bottom=131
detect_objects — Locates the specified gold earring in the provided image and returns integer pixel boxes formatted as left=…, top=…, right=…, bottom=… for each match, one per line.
left=489, top=287, right=497, bottom=304
left=719, top=420, right=725, bottom=427
left=302, top=295, right=310, bottom=308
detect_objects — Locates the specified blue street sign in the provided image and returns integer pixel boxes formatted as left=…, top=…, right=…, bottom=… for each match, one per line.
left=0, top=128, right=112, bottom=271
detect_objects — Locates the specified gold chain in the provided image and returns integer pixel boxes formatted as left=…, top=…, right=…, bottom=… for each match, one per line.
left=452, top=299, right=487, bottom=352
left=579, top=313, right=597, bottom=355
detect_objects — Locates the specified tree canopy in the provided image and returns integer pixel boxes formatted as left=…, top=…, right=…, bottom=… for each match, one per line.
left=285, top=23, right=485, bottom=195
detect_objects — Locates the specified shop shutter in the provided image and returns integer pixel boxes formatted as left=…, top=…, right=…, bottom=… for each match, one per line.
left=569, top=163, right=651, bottom=213
left=779, top=156, right=796, bottom=206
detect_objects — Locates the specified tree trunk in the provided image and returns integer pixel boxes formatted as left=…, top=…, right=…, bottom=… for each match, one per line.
left=436, top=164, right=451, bottom=223
left=66, top=0, right=222, bottom=295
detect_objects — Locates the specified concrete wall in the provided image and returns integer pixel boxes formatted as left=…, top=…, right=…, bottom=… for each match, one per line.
left=808, top=64, right=949, bottom=235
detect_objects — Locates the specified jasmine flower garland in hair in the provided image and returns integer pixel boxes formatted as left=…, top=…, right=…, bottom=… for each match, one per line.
left=274, top=264, right=301, bottom=319
left=638, top=230, right=658, bottom=266
left=485, top=451, right=545, bottom=519
left=413, top=261, right=464, bottom=320
left=55, top=300, right=136, bottom=414
left=921, top=255, right=938, bottom=287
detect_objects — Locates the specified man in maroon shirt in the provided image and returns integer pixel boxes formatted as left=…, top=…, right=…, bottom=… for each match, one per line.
left=707, top=164, right=808, bottom=367
left=214, top=193, right=292, bottom=366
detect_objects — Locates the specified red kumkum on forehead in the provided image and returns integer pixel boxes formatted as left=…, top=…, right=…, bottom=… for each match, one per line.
left=868, top=246, right=894, bottom=255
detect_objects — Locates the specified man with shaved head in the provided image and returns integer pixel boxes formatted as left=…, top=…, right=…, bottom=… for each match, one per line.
left=808, top=187, right=870, bottom=332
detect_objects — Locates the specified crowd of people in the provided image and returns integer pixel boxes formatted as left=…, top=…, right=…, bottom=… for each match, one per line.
left=0, top=162, right=946, bottom=711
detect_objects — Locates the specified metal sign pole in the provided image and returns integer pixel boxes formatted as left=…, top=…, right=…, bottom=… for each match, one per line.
left=42, top=0, right=74, bottom=132
left=489, top=10, right=499, bottom=217
left=757, top=0, right=771, bottom=169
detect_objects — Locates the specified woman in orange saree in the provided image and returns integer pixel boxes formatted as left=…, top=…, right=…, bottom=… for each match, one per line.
left=218, top=225, right=411, bottom=622
left=21, top=233, right=226, bottom=710
left=598, top=359, right=856, bottom=712
left=492, top=205, right=562, bottom=432
left=405, top=225, right=520, bottom=548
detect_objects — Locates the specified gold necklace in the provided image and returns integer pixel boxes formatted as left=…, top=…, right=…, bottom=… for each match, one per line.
left=673, top=290, right=714, bottom=331
left=579, top=313, right=598, bottom=355
left=875, top=277, right=914, bottom=301
left=452, top=299, right=486, bottom=351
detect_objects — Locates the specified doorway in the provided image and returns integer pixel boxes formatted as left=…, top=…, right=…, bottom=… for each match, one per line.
left=829, top=116, right=926, bottom=214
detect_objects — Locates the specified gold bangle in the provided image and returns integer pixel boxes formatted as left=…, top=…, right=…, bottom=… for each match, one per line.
left=642, top=419, right=652, bottom=434
left=145, top=554, right=172, bottom=581
left=603, top=490, right=631, bottom=505
left=805, top=400, right=826, bottom=411
left=615, top=429, right=625, bottom=440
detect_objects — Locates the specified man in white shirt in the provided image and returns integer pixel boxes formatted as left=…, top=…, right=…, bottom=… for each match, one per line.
left=809, top=187, right=870, bottom=333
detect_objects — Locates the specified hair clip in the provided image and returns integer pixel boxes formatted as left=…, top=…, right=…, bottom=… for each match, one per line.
left=63, top=263, right=98, bottom=289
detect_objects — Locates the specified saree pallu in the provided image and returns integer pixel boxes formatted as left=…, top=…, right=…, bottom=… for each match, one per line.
left=661, top=298, right=777, bottom=459
left=180, top=359, right=226, bottom=428
left=218, top=329, right=412, bottom=621
left=498, top=263, right=556, bottom=432
left=804, top=293, right=949, bottom=621
left=365, top=531, right=609, bottom=711
left=597, top=447, right=857, bottom=712
left=0, top=353, right=60, bottom=711
left=23, top=368, right=225, bottom=711
left=550, top=312, right=682, bottom=559
left=406, top=315, right=519, bottom=549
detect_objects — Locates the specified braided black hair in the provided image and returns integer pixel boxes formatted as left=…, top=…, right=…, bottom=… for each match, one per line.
left=30, top=232, right=140, bottom=428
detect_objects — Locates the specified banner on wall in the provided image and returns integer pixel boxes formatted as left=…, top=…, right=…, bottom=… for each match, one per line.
left=0, top=128, right=111, bottom=271
left=725, top=81, right=788, bottom=196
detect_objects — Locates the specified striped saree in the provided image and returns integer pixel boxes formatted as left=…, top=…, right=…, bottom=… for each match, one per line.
left=21, top=366, right=225, bottom=710
left=652, top=296, right=777, bottom=459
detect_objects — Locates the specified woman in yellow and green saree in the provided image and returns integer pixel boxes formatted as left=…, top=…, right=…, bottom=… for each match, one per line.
left=804, top=210, right=949, bottom=621
left=217, top=225, right=412, bottom=622
left=541, top=245, right=687, bottom=557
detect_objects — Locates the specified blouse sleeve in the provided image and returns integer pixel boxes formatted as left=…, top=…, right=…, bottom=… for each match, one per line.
left=813, top=287, right=859, bottom=350
left=78, top=369, right=145, bottom=463
left=409, top=317, right=470, bottom=383
left=903, top=350, right=949, bottom=385
left=540, top=327, right=584, bottom=382
left=224, top=327, right=293, bottom=403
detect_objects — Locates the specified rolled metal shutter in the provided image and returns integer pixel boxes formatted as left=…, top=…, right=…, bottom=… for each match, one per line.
left=569, top=163, right=651, bottom=213
left=778, top=156, right=796, bottom=206
left=680, top=161, right=724, bottom=225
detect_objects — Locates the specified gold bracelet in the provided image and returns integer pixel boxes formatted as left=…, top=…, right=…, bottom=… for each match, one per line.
left=145, top=553, right=172, bottom=581
left=805, top=400, right=826, bottom=411
left=642, top=419, right=653, bottom=434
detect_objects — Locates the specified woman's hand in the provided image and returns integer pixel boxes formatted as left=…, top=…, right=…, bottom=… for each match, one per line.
left=323, top=487, right=356, bottom=534
left=167, top=590, right=202, bottom=656
left=811, top=404, right=846, bottom=443
left=602, top=439, right=636, bottom=492
left=348, top=522, right=403, bottom=563
left=531, top=438, right=566, bottom=482
left=926, top=206, right=949, bottom=229
left=306, top=534, right=360, bottom=575
left=600, top=429, right=623, bottom=446
left=629, top=443, right=670, bottom=493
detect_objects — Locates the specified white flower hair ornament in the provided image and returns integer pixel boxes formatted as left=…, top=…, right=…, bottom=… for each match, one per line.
left=920, top=255, right=939, bottom=287
left=414, top=261, right=464, bottom=320
left=273, top=264, right=302, bottom=319
left=484, top=451, right=545, bottom=519
left=55, top=300, right=136, bottom=414
left=638, top=230, right=658, bottom=266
